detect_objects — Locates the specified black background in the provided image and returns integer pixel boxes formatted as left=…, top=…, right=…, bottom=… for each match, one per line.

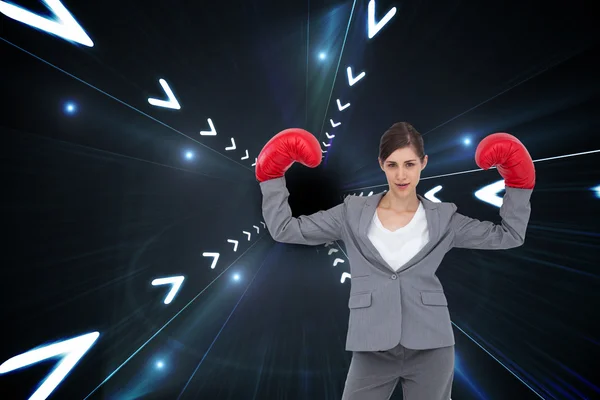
left=1, top=0, right=598, bottom=399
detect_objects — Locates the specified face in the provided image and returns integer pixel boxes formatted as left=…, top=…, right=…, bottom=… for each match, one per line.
left=379, top=146, right=428, bottom=196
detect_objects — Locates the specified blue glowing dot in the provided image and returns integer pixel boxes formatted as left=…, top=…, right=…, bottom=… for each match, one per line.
left=593, top=185, right=600, bottom=198
left=319, top=52, right=326, bottom=60
left=156, top=361, right=164, bottom=369
left=463, top=138, right=471, bottom=145
left=233, top=273, right=240, bottom=281
left=64, top=102, right=77, bottom=115
left=185, top=151, right=194, bottom=160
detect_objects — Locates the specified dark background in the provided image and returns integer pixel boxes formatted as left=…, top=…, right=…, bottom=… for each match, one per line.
left=1, top=0, right=598, bottom=399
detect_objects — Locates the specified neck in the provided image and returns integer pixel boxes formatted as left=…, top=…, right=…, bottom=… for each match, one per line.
left=380, top=191, right=420, bottom=213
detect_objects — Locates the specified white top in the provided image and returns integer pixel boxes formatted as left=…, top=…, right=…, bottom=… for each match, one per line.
left=367, top=201, right=430, bottom=272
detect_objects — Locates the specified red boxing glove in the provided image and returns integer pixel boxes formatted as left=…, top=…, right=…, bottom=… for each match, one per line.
left=255, top=128, right=322, bottom=182
left=475, top=132, right=536, bottom=189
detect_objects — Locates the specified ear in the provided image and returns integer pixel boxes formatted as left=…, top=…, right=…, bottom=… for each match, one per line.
left=421, top=155, right=428, bottom=170
left=378, top=157, right=384, bottom=170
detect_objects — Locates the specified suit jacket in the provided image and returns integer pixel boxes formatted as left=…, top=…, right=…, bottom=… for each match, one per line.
left=260, top=177, right=533, bottom=351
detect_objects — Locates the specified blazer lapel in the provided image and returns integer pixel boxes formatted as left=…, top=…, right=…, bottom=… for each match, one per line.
left=357, top=192, right=441, bottom=274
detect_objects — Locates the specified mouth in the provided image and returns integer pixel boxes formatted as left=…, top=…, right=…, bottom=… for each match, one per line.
left=395, top=183, right=409, bottom=189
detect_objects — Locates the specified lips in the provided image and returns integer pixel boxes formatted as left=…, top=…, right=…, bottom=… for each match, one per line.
left=396, top=183, right=409, bottom=187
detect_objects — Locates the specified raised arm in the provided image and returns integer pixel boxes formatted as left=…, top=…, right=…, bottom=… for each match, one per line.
left=256, top=128, right=343, bottom=245
left=260, top=177, right=345, bottom=245
left=450, top=187, right=532, bottom=249
left=450, top=132, right=536, bottom=250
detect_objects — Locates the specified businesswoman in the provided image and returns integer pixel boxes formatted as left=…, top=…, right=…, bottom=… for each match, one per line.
left=256, top=122, right=535, bottom=400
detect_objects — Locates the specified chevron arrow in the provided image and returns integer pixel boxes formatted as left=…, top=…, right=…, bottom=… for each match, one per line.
left=425, top=185, right=443, bottom=203
left=203, top=252, right=220, bottom=269
left=322, top=141, right=331, bottom=147
left=241, top=150, right=249, bottom=160
left=253, top=225, right=260, bottom=233
left=347, top=67, right=366, bottom=86
left=0, top=331, right=100, bottom=400
left=243, top=231, right=251, bottom=240
left=326, top=132, right=335, bottom=139
left=252, top=158, right=257, bottom=167
left=260, top=222, right=266, bottom=228
left=321, top=149, right=327, bottom=153
left=367, top=0, right=397, bottom=39
left=333, top=258, right=345, bottom=266
left=340, top=272, right=351, bottom=283
left=330, top=119, right=341, bottom=127
left=324, top=242, right=334, bottom=247
left=0, top=0, right=94, bottom=47
left=200, top=118, right=216, bottom=136
left=151, top=276, right=184, bottom=304
left=225, top=138, right=236, bottom=151
left=328, top=248, right=339, bottom=255
left=475, top=179, right=505, bottom=208
left=337, top=99, right=350, bottom=111
left=228, top=239, right=238, bottom=251
left=148, top=79, right=180, bottom=110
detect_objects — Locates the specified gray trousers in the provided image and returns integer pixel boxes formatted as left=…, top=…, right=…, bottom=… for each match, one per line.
left=342, top=343, right=455, bottom=400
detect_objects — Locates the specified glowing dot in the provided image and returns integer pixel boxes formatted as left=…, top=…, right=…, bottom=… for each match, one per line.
left=463, top=138, right=471, bottom=145
left=185, top=151, right=194, bottom=160
left=233, top=273, right=240, bottom=281
left=593, top=185, right=600, bottom=198
left=319, top=52, right=326, bottom=60
left=156, top=361, right=164, bottom=368
left=64, top=102, right=77, bottom=114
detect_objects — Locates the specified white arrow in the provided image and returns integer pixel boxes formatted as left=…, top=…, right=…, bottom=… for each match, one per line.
left=253, top=225, right=260, bottom=233
left=0, top=0, right=94, bottom=47
left=147, top=79, right=180, bottom=110
left=321, top=149, right=328, bottom=153
left=368, top=191, right=374, bottom=196
left=0, top=332, right=99, bottom=400
left=243, top=231, right=251, bottom=240
left=337, top=99, right=350, bottom=111
left=328, top=248, right=339, bottom=255
left=326, top=132, right=335, bottom=139
left=252, top=158, right=257, bottom=167
left=228, top=239, right=238, bottom=251
left=202, top=252, right=220, bottom=269
left=425, top=185, right=443, bottom=203
left=225, top=138, right=236, bottom=151
left=324, top=242, right=334, bottom=247
left=200, top=118, right=216, bottom=136
left=241, top=150, right=249, bottom=160
left=330, top=119, right=341, bottom=128
left=340, top=272, right=351, bottom=283
left=475, top=179, right=505, bottom=208
left=322, top=141, right=331, bottom=147
left=333, top=258, right=345, bottom=266
left=260, top=222, right=266, bottom=228
left=151, top=276, right=184, bottom=304
left=368, top=0, right=397, bottom=39
left=359, top=192, right=364, bottom=196
left=347, top=67, right=366, bottom=86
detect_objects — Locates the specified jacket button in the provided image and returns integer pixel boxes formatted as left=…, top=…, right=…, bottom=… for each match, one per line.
left=391, top=275, right=397, bottom=280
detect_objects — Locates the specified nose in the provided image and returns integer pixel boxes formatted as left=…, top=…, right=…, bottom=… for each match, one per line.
left=395, top=168, right=407, bottom=180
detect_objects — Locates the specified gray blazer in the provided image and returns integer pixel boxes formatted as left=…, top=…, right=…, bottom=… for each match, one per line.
left=260, top=176, right=533, bottom=351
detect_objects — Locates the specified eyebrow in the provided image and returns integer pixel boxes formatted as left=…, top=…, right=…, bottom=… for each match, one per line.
left=388, top=159, right=417, bottom=163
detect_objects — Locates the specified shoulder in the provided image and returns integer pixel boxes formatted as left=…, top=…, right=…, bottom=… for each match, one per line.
left=343, top=193, right=370, bottom=207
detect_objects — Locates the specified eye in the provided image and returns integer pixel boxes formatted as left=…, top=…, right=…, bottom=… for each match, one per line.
left=406, top=163, right=415, bottom=167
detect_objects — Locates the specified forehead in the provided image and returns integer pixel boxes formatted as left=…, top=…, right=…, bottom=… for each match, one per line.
left=384, top=147, right=419, bottom=162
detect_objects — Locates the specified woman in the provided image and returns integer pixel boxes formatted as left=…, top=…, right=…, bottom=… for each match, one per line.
left=256, top=122, right=535, bottom=400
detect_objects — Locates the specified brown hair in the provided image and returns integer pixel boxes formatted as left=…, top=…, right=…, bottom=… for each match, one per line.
left=379, top=122, right=425, bottom=163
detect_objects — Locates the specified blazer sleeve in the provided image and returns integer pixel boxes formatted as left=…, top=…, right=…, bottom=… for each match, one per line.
left=449, top=187, right=533, bottom=250
left=259, top=176, right=345, bottom=245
